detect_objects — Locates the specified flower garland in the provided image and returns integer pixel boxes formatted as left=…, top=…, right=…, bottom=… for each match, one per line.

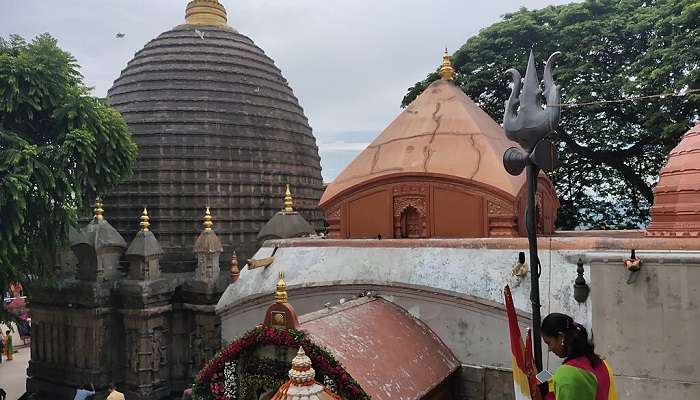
left=193, top=326, right=370, bottom=400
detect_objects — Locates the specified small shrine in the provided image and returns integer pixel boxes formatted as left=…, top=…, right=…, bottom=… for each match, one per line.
left=196, top=275, right=459, bottom=400
left=257, top=185, right=316, bottom=242
left=320, top=51, right=558, bottom=239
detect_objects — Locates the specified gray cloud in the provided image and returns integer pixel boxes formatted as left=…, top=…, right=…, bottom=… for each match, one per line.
left=1, top=0, right=573, bottom=181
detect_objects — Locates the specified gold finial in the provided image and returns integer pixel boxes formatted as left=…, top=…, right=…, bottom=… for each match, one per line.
left=93, top=197, right=104, bottom=220
left=283, top=184, right=294, bottom=213
left=185, top=0, right=228, bottom=26
left=203, top=207, right=213, bottom=231
left=275, top=271, right=288, bottom=303
left=439, top=48, right=455, bottom=81
left=139, top=208, right=150, bottom=231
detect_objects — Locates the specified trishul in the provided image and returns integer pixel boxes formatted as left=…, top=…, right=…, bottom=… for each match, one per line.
left=503, top=50, right=561, bottom=155
left=501, top=49, right=562, bottom=374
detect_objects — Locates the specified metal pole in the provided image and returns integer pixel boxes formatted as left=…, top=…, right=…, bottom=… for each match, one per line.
left=526, top=162, right=543, bottom=372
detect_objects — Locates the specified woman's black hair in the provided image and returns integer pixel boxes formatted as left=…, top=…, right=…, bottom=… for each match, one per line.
left=541, top=312, right=601, bottom=366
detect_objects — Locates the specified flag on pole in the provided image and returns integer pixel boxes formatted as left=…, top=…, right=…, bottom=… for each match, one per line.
left=504, top=285, right=542, bottom=400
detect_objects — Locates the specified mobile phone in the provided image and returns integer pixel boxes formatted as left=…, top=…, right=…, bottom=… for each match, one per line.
left=536, top=369, right=553, bottom=383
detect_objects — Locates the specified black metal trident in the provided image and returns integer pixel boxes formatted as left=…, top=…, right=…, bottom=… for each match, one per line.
left=502, top=50, right=561, bottom=372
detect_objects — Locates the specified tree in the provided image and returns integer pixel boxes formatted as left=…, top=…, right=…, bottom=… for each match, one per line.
left=403, top=0, right=700, bottom=229
left=0, top=34, right=137, bottom=317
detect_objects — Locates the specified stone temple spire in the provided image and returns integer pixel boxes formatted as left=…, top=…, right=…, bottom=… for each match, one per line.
left=185, top=0, right=228, bottom=26
left=439, top=48, right=455, bottom=81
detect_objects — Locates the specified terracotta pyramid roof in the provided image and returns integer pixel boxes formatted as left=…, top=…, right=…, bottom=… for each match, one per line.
left=320, top=79, right=526, bottom=205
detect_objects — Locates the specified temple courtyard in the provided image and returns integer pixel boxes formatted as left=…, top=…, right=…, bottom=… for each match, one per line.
left=1, top=346, right=30, bottom=399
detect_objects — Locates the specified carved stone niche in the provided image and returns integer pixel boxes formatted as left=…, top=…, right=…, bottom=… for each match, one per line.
left=393, top=196, right=428, bottom=238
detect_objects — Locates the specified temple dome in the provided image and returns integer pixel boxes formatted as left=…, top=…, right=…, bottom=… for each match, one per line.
left=106, top=0, right=324, bottom=271
left=321, top=79, right=530, bottom=204
left=320, top=71, right=558, bottom=239
left=647, top=122, right=700, bottom=237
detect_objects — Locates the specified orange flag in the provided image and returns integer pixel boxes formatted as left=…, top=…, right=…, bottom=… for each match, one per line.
left=504, top=285, right=542, bottom=400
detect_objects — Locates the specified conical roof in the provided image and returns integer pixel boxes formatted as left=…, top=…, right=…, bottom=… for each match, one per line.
left=320, top=79, right=526, bottom=205
left=647, top=123, right=700, bottom=236
left=106, top=1, right=324, bottom=270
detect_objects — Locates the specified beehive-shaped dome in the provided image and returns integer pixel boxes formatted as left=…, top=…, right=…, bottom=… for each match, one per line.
left=647, top=123, right=700, bottom=237
left=106, top=0, right=324, bottom=270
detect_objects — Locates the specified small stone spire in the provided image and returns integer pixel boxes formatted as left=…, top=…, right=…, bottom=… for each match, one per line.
left=139, top=208, right=150, bottom=231
left=439, top=48, right=455, bottom=81
left=288, top=347, right=315, bottom=383
left=283, top=184, right=294, bottom=213
left=275, top=271, right=288, bottom=303
left=203, top=207, right=213, bottom=231
left=93, top=197, right=105, bottom=221
left=230, top=252, right=240, bottom=284
left=185, top=0, right=228, bottom=26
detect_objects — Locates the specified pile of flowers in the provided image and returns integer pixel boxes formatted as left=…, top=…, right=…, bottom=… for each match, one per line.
left=192, top=326, right=370, bottom=400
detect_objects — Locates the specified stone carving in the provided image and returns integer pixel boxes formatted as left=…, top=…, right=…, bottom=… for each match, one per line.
left=487, top=201, right=513, bottom=215
left=393, top=196, right=427, bottom=217
left=393, top=184, right=428, bottom=196
left=328, top=206, right=341, bottom=219
left=189, top=326, right=205, bottom=375
left=394, top=196, right=428, bottom=238
left=126, top=330, right=140, bottom=374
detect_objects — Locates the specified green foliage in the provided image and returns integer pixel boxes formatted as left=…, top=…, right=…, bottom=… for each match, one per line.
left=0, top=34, right=137, bottom=314
left=403, top=0, right=700, bottom=229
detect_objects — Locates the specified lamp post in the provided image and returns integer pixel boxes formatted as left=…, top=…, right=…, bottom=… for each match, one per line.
left=502, top=50, right=561, bottom=372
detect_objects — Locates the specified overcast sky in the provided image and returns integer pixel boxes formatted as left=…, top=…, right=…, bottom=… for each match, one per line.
left=2, top=0, right=573, bottom=181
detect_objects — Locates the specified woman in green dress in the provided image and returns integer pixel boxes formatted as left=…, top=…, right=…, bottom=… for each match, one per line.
left=541, top=313, right=617, bottom=400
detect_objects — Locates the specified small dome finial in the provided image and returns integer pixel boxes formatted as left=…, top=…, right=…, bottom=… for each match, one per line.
left=139, top=208, right=150, bottom=231
left=185, top=0, right=228, bottom=26
left=288, top=346, right=315, bottom=383
left=284, top=184, right=294, bottom=213
left=94, top=197, right=105, bottom=221
left=230, top=252, right=240, bottom=284
left=439, top=48, right=455, bottom=81
left=203, top=207, right=213, bottom=231
left=275, top=271, right=288, bottom=303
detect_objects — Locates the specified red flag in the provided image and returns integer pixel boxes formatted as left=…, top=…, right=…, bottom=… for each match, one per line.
left=505, top=285, right=542, bottom=400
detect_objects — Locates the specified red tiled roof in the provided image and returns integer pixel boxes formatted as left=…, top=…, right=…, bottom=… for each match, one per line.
left=300, top=297, right=459, bottom=400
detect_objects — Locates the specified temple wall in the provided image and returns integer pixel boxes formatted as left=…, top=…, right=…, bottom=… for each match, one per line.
left=589, top=252, right=700, bottom=399
left=218, top=239, right=700, bottom=400
left=218, top=242, right=589, bottom=369
left=320, top=175, right=561, bottom=239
